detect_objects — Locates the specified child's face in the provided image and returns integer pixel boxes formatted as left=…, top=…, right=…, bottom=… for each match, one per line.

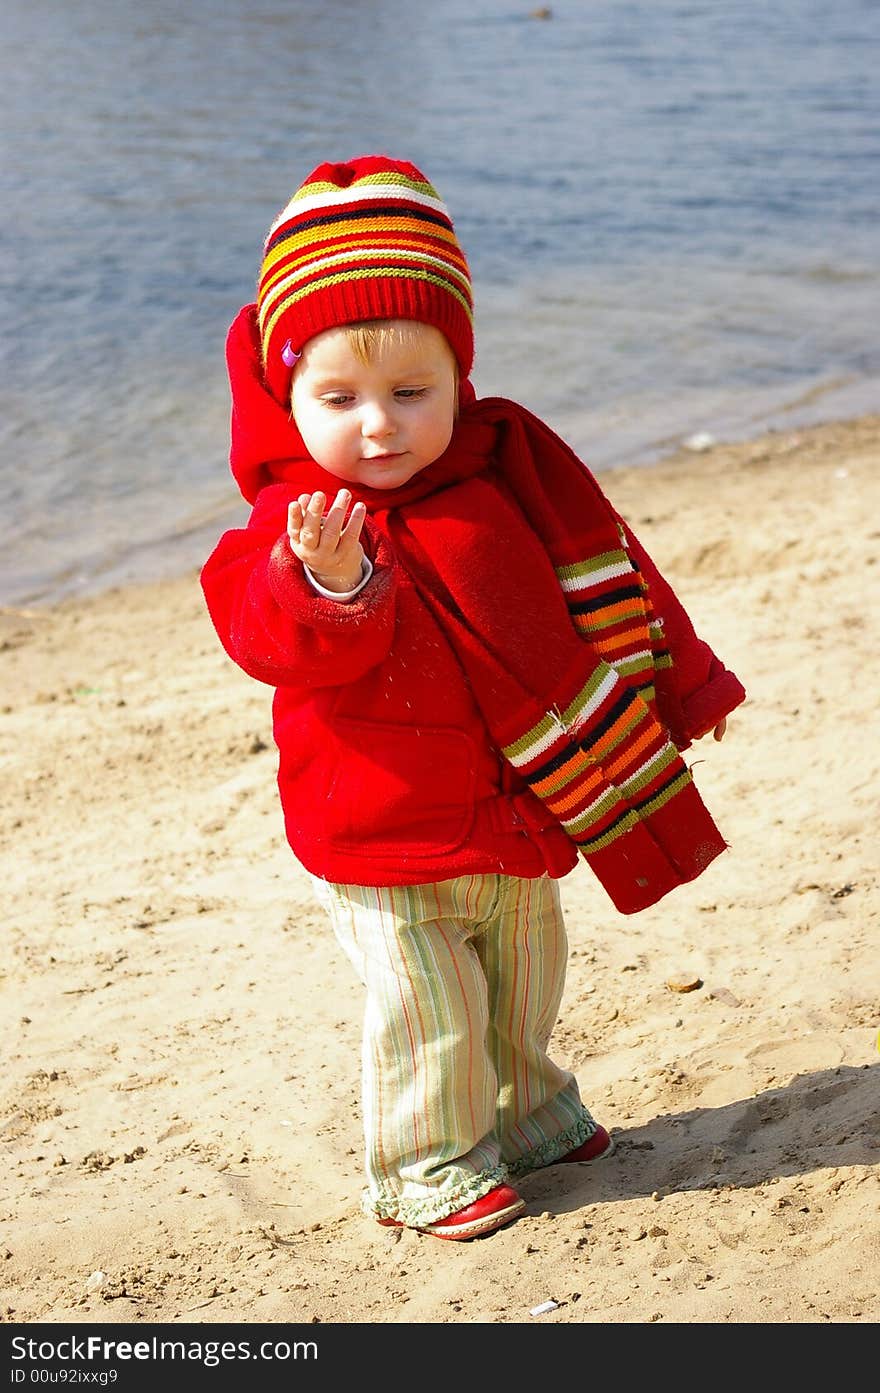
left=290, top=320, right=458, bottom=490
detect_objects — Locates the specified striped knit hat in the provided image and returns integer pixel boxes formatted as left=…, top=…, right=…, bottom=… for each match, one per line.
left=256, top=155, right=474, bottom=403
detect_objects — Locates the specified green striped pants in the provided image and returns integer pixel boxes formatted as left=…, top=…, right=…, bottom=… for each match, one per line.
left=310, top=872, right=597, bottom=1227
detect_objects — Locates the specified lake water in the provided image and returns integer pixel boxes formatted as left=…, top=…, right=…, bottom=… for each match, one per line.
left=1, top=0, right=878, bottom=605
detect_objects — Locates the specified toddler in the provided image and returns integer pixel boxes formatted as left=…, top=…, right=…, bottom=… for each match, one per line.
left=201, top=155, right=745, bottom=1241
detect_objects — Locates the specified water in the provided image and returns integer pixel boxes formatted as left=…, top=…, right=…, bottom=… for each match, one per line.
left=1, top=0, right=878, bottom=606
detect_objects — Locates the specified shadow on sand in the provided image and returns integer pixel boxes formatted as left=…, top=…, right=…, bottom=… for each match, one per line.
left=520, top=1063, right=879, bottom=1209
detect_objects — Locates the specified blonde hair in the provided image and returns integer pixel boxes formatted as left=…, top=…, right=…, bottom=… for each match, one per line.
left=289, top=319, right=460, bottom=419
left=344, top=319, right=458, bottom=375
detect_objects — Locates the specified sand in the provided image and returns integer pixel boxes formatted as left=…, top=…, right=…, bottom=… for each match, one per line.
left=2, top=413, right=878, bottom=1329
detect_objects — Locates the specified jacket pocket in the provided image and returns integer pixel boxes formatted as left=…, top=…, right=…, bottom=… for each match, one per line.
left=319, top=717, right=477, bottom=858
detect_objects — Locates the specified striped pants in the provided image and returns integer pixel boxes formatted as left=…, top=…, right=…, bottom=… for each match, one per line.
left=311, top=872, right=597, bottom=1227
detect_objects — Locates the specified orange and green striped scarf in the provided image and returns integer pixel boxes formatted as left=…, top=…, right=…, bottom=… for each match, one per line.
left=367, top=394, right=727, bottom=914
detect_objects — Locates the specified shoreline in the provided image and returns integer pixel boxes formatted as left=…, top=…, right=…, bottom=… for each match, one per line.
left=2, top=409, right=879, bottom=1325
left=6, top=403, right=880, bottom=616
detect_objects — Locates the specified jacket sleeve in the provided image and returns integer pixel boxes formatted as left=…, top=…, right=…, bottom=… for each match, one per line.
left=200, top=483, right=399, bottom=689
left=618, top=513, right=746, bottom=748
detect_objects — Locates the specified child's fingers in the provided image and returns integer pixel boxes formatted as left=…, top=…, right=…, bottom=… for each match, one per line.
left=329, top=502, right=366, bottom=575
left=342, top=500, right=367, bottom=544
left=299, top=492, right=326, bottom=546
left=289, top=489, right=366, bottom=581
left=319, top=489, right=352, bottom=547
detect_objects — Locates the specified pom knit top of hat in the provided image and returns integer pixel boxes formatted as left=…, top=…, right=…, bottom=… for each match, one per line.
left=202, top=155, right=746, bottom=914
left=257, top=156, right=474, bottom=405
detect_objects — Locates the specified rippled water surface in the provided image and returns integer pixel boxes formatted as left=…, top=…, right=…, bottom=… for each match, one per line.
left=1, top=0, right=878, bottom=603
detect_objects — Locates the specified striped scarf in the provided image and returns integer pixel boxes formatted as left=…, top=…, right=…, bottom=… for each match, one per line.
left=373, top=400, right=726, bottom=913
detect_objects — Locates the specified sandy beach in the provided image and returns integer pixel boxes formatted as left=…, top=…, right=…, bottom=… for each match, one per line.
left=2, top=412, right=878, bottom=1328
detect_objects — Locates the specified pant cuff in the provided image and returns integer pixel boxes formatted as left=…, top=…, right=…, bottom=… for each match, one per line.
left=364, top=1163, right=509, bottom=1227
left=505, top=1108, right=597, bottom=1179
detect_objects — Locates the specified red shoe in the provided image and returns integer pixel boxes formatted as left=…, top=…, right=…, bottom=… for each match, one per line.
left=377, top=1184, right=525, bottom=1241
left=555, top=1124, right=615, bottom=1164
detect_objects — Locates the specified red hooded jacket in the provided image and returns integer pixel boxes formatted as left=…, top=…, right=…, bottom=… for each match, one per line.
left=201, top=307, right=744, bottom=890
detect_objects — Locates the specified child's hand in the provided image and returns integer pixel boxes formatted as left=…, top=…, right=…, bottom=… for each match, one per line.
left=694, top=717, right=728, bottom=742
left=287, top=489, right=367, bottom=593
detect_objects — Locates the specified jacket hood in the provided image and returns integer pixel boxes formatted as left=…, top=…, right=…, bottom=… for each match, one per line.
left=226, top=304, right=309, bottom=505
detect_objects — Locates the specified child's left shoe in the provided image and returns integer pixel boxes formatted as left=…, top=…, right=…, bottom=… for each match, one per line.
left=377, top=1184, right=526, bottom=1241
left=555, top=1124, right=615, bottom=1164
